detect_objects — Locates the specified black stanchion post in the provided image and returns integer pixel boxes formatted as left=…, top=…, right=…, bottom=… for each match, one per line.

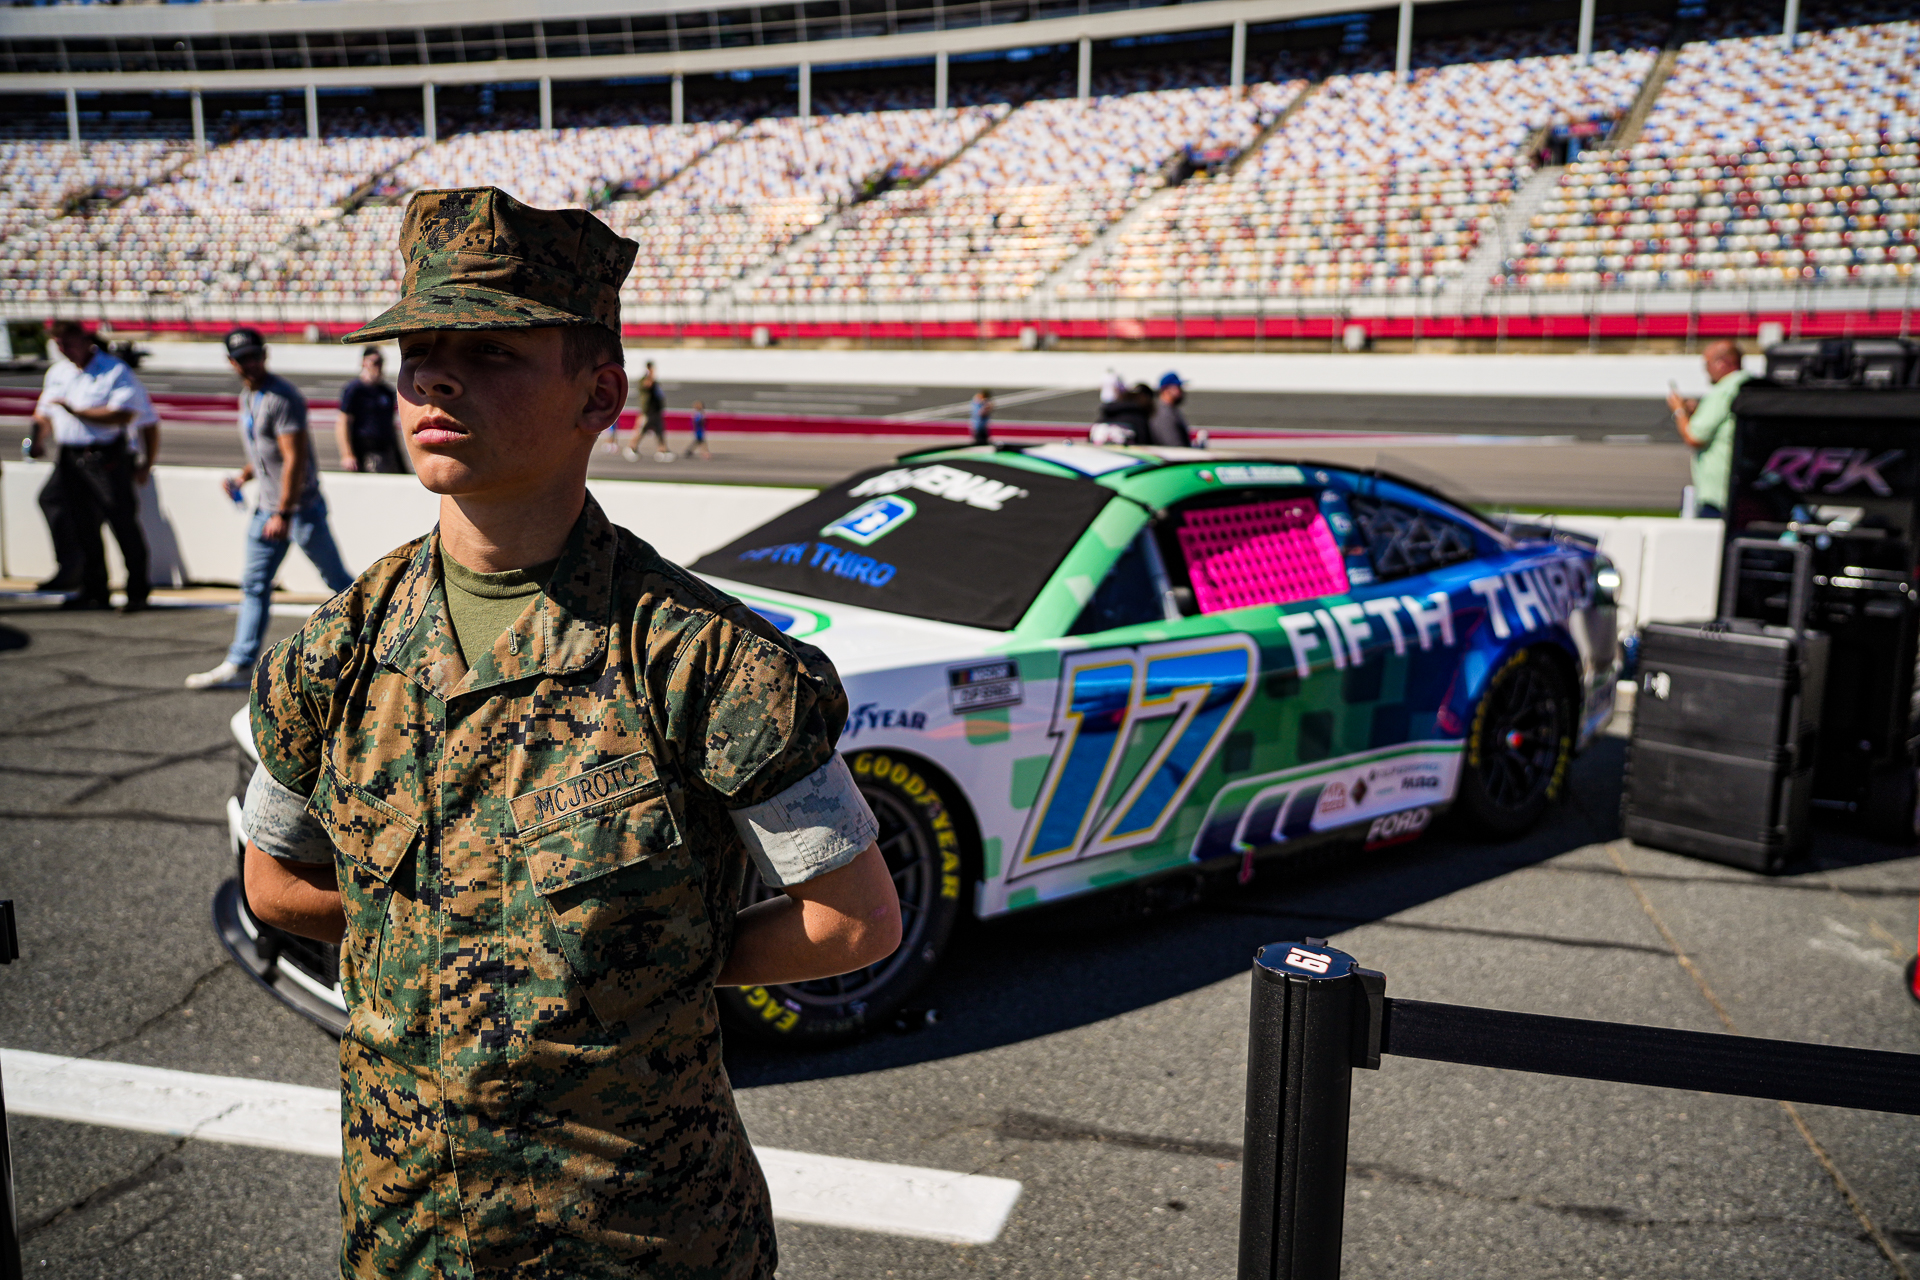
left=1, top=898, right=20, bottom=1280
left=1239, top=940, right=1384, bottom=1280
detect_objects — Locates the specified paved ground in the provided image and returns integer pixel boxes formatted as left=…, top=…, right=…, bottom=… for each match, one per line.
left=2, top=600, right=1914, bottom=1278
left=2, top=368, right=1689, bottom=509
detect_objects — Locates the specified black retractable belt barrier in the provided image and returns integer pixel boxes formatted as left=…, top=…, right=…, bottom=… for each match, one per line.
left=1382, top=998, right=1920, bottom=1116
left=1238, top=941, right=1920, bottom=1280
left=1237, top=940, right=1383, bottom=1280
left=1, top=899, right=20, bottom=1280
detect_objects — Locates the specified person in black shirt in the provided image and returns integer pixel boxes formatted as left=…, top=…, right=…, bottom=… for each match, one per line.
left=334, top=346, right=406, bottom=473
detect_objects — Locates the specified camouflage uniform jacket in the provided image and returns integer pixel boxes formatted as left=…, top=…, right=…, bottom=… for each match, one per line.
left=250, top=495, right=846, bottom=1280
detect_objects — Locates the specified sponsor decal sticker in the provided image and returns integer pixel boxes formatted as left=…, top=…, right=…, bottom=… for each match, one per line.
left=845, top=702, right=929, bottom=738
left=822, top=495, right=917, bottom=545
left=1757, top=446, right=1903, bottom=497
left=1311, top=758, right=1450, bottom=829
left=848, top=464, right=1030, bottom=511
left=736, top=541, right=896, bottom=587
left=948, top=659, right=1024, bottom=712
left=1211, top=464, right=1307, bottom=486
left=1364, top=806, right=1432, bottom=849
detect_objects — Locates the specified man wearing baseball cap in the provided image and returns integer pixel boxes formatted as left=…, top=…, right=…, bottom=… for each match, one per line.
left=1148, top=371, right=1193, bottom=447
left=185, top=327, right=355, bottom=688
left=235, top=187, right=899, bottom=1279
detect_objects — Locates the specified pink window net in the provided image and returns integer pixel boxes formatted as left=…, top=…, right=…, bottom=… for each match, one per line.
left=1176, top=498, right=1349, bottom=614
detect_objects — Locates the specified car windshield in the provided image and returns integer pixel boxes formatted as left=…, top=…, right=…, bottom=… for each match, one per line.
left=692, top=458, right=1115, bottom=630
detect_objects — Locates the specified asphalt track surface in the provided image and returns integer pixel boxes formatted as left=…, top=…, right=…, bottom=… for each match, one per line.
left=2, top=600, right=1917, bottom=1278
left=1, top=368, right=1690, bottom=510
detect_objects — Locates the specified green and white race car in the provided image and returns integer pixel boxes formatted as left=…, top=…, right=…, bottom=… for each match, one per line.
left=217, top=443, right=1618, bottom=1043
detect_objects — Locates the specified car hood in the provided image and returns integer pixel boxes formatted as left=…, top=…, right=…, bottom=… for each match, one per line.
left=700, top=575, right=1009, bottom=676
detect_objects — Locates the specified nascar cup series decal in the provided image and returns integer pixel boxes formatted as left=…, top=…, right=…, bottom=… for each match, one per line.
left=1013, top=635, right=1257, bottom=877
left=948, top=660, right=1022, bottom=713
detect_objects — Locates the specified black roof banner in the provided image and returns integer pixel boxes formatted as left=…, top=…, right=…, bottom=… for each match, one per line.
left=692, top=459, right=1115, bottom=630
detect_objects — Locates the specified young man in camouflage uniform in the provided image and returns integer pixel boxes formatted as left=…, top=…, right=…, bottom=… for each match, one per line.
left=239, top=187, right=901, bottom=1280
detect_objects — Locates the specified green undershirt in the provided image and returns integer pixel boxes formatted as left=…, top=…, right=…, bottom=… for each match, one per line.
left=441, top=550, right=558, bottom=669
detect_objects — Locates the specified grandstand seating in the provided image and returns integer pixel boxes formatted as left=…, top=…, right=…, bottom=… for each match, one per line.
left=205, top=205, right=405, bottom=308
left=1497, top=136, right=1920, bottom=291
left=612, top=107, right=1003, bottom=304
left=5, top=19, right=1917, bottom=318
left=388, top=121, right=735, bottom=207
left=1064, top=49, right=1651, bottom=300
left=0, top=139, right=188, bottom=212
left=1638, top=21, right=1920, bottom=152
left=752, top=85, right=1297, bottom=303
left=1500, top=22, right=1920, bottom=291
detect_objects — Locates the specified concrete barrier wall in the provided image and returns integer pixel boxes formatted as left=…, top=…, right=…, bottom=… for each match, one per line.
left=134, top=340, right=1753, bottom=399
left=2, top=460, right=1723, bottom=631
left=1, top=462, right=811, bottom=593
left=1531, top=514, right=1724, bottom=631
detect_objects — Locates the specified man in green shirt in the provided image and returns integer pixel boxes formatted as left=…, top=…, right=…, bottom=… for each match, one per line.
left=1668, top=339, right=1750, bottom=518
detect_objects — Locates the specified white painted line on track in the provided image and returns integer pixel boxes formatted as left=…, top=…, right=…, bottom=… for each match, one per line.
left=2, top=1048, right=339, bottom=1158
left=756, top=1148, right=1021, bottom=1245
left=0, top=591, right=320, bottom=619
left=0, top=1049, right=1023, bottom=1244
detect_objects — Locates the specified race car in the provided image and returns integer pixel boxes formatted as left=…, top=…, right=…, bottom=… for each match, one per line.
left=216, top=442, right=1619, bottom=1043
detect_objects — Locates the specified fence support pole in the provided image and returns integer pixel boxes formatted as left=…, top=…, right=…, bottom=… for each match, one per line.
left=1, top=900, right=21, bottom=1280
left=1239, top=940, right=1383, bottom=1280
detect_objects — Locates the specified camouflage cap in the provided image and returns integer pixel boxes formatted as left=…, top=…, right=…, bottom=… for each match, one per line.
left=343, top=186, right=638, bottom=343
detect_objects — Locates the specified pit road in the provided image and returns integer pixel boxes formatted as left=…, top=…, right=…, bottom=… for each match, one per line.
left=1, top=600, right=1914, bottom=1278
left=2, top=369, right=1688, bottom=509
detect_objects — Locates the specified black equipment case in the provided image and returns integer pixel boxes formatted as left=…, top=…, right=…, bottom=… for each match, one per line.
left=1725, top=370, right=1920, bottom=839
left=1625, top=541, right=1827, bottom=872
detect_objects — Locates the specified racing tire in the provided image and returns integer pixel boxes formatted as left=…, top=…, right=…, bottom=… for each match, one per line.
left=718, top=750, right=971, bottom=1044
left=1455, top=648, right=1574, bottom=840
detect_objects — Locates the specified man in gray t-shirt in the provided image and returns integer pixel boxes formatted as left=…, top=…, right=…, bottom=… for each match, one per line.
left=242, top=371, right=323, bottom=512
left=186, top=329, right=357, bottom=689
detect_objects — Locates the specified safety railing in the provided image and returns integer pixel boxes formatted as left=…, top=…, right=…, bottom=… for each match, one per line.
left=1238, top=939, right=1920, bottom=1280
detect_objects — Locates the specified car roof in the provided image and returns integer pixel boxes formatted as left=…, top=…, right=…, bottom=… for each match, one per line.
left=892, top=441, right=1487, bottom=517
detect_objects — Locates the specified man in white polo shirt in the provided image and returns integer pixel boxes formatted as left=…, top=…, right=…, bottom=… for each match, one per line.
left=28, top=320, right=160, bottom=612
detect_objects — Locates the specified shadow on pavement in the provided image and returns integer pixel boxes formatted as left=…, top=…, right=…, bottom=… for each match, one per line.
left=726, top=736, right=1919, bottom=1086
left=726, top=740, right=1615, bottom=1086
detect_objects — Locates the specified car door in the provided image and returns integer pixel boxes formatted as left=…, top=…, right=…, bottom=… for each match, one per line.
left=1164, top=480, right=1487, bottom=865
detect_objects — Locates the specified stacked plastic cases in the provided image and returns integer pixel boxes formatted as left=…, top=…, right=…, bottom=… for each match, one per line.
left=1727, top=374, right=1920, bottom=836
left=1624, top=543, right=1827, bottom=872
left=1176, top=498, right=1349, bottom=614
